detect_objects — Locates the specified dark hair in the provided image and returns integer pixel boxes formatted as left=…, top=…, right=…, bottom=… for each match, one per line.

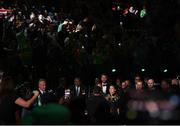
left=108, top=84, right=117, bottom=90
left=0, top=76, right=14, bottom=96
left=93, top=86, right=103, bottom=95
left=95, top=78, right=100, bottom=84
left=100, top=73, right=108, bottom=81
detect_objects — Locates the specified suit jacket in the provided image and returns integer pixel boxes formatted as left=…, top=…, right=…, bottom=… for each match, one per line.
left=38, top=90, right=47, bottom=105
left=70, top=85, right=86, bottom=98
left=37, top=89, right=56, bottom=105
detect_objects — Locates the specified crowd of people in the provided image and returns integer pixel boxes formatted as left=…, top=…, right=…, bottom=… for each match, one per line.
left=1, top=1, right=179, bottom=88
left=0, top=72, right=180, bottom=124
left=0, top=1, right=123, bottom=89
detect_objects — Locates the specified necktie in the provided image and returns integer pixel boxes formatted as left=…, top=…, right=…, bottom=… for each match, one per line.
left=76, top=86, right=80, bottom=96
left=38, top=95, right=42, bottom=106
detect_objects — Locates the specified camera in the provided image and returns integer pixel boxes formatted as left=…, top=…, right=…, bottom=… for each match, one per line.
left=64, top=89, right=71, bottom=99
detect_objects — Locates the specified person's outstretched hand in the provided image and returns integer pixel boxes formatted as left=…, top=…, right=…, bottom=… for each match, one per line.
left=33, top=90, right=39, bottom=96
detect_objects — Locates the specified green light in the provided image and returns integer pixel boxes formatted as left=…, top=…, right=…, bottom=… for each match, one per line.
left=140, top=9, right=147, bottom=18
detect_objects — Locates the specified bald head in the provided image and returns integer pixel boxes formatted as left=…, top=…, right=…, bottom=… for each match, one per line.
left=147, top=79, right=154, bottom=89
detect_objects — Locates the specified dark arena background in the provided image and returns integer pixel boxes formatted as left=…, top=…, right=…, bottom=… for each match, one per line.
left=0, top=0, right=180, bottom=125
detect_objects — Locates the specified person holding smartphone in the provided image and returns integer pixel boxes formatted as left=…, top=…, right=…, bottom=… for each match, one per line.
left=0, top=76, right=39, bottom=124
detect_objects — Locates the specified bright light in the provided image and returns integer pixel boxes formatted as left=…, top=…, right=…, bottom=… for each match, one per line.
left=82, top=46, right=84, bottom=49
left=163, top=69, right=168, bottom=73
left=118, top=43, right=121, bottom=46
left=117, top=6, right=120, bottom=11
left=112, top=69, right=116, bottom=73
left=120, top=21, right=123, bottom=26
left=129, top=6, right=134, bottom=13
left=129, top=6, right=138, bottom=15
left=141, top=68, right=145, bottom=72
left=135, top=10, right=138, bottom=15
left=85, top=34, right=88, bottom=38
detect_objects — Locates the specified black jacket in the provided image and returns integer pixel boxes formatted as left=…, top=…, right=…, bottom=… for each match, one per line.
left=70, top=85, right=86, bottom=98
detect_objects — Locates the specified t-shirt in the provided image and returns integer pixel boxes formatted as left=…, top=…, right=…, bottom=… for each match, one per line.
left=0, top=91, right=19, bottom=124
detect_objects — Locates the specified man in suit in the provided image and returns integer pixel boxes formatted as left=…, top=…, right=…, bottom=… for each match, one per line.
left=70, top=77, right=86, bottom=98
left=37, top=79, right=56, bottom=106
left=100, top=74, right=109, bottom=95
left=22, top=79, right=48, bottom=117
left=37, top=79, right=47, bottom=106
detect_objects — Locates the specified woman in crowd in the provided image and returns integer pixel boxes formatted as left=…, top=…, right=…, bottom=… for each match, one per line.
left=0, top=76, right=39, bottom=124
left=105, top=85, right=120, bottom=116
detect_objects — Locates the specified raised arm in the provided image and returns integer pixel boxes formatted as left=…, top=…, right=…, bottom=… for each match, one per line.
left=15, top=90, right=39, bottom=108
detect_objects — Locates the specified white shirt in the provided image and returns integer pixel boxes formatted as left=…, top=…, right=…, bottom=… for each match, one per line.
left=39, top=89, right=45, bottom=94
left=76, top=86, right=80, bottom=96
left=102, top=83, right=107, bottom=94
